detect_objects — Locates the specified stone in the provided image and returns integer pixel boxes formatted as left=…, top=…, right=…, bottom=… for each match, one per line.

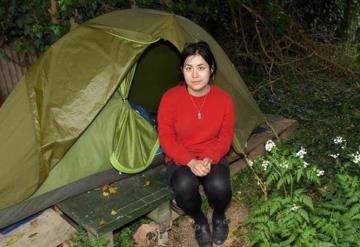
left=133, top=223, right=160, bottom=247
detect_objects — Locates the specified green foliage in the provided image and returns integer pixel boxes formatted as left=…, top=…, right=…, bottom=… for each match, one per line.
left=231, top=166, right=262, bottom=205
left=115, top=227, right=134, bottom=247
left=248, top=76, right=360, bottom=178
left=238, top=58, right=360, bottom=244
left=282, top=0, right=360, bottom=40
left=0, top=0, right=67, bottom=51
left=0, top=0, right=221, bottom=52
left=245, top=140, right=360, bottom=246
left=311, top=174, right=360, bottom=245
left=70, top=230, right=108, bottom=247
left=0, top=0, right=130, bottom=51
left=248, top=140, right=320, bottom=199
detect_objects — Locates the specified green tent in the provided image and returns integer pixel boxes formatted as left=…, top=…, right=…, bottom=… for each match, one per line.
left=0, top=8, right=265, bottom=228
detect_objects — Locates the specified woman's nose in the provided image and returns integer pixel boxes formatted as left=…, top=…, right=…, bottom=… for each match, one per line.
left=192, top=68, right=198, bottom=78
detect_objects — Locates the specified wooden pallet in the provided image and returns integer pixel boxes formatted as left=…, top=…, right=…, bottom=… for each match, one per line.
left=0, top=208, right=76, bottom=247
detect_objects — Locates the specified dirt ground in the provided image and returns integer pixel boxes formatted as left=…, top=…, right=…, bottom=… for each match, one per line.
left=164, top=200, right=250, bottom=247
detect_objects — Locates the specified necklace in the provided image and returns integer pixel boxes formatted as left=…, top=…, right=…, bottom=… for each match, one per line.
left=187, top=86, right=211, bottom=120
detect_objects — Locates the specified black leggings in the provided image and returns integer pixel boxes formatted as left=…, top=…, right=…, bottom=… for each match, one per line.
left=167, top=158, right=232, bottom=225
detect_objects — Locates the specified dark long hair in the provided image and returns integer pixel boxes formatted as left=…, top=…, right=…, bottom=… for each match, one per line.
left=179, top=41, right=217, bottom=83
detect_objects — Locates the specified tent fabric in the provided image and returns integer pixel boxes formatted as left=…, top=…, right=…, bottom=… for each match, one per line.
left=111, top=66, right=159, bottom=172
left=0, top=8, right=266, bottom=212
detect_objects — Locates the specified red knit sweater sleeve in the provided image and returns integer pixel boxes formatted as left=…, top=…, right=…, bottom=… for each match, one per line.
left=157, top=91, right=195, bottom=165
left=200, top=95, right=235, bottom=163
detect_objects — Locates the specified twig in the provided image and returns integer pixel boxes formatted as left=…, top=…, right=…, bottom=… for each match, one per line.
left=252, top=76, right=284, bottom=95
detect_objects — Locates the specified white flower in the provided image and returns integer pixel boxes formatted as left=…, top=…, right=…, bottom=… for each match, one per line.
left=246, top=158, right=254, bottom=167
left=261, top=160, right=270, bottom=171
left=291, top=204, right=300, bottom=211
left=295, top=147, right=307, bottom=159
left=350, top=151, right=360, bottom=164
left=303, top=161, right=309, bottom=168
left=279, top=161, right=289, bottom=169
left=329, top=153, right=340, bottom=159
left=265, top=139, right=276, bottom=152
left=316, top=169, right=325, bottom=176
left=333, top=136, right=345, bottom=144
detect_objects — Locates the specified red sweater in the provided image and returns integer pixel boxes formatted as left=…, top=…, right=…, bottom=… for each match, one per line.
left=157, top=84, right=235, bottom=165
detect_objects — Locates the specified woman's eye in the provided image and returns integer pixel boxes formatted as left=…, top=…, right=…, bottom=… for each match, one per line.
left=198, top=66, right=206, bottom=71
left=185, top=67, right=192, bottom=71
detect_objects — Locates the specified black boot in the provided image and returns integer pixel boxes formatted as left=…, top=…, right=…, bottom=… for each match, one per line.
left=193, top=223, right=212, bottom=247
left=212, top=218, right=230, bottom=245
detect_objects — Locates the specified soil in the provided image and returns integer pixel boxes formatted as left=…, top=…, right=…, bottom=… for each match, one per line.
left=163, top=200, right=250, bottom=247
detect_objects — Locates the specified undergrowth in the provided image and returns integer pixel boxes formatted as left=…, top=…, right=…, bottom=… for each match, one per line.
left=230, top=73, right=360, bottom=246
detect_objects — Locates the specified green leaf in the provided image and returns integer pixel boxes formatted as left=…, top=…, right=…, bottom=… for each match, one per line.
left=296, top=169, right=303, bottom=182
left=300, top=195, right=314, bottom=210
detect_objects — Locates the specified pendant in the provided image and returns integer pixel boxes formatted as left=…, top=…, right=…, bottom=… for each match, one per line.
left=197, top=112, right=202, bottom=120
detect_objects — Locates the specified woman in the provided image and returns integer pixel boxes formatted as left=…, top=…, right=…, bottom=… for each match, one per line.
left=157, top=41, right=235, bottom=247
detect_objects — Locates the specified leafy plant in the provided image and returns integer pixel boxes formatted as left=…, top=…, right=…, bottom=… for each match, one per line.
left=70, top=229, right=108, bottom=247
left=244, top=139, right=360, bottom=246
left=246, top=140, right=321, bottom=200
left=115, top=227, right=134, bottom=247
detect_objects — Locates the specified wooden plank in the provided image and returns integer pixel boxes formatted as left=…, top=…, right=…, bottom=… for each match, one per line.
left=3, top=47, right=18, bottom=93
left=9, top=48, right=25, bottom=83
left=0, top=51, right=12, bottom=96
left=0, top=208, right=76, bottom=247
left=229, top=115, right=298, bottom=176
left=57, top=165, right=173, bottom=236
left=0, top=46, right=37, bottom=105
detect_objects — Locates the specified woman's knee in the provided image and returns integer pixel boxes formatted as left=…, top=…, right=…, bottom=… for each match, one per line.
left=170, top=166, right=199, bottom=194
left=205, top=177, right=231, bottom=197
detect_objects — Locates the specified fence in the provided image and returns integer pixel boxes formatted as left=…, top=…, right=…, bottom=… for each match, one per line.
left=0, top=46, right=38, bottom=106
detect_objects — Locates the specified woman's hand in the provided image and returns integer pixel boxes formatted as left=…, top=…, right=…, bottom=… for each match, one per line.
left=187, top=159, right=211, bottom=176
left=202, top=157, right=213, bottom=170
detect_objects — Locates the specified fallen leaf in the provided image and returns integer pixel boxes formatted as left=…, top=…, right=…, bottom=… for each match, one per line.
left=102, top=184, right=110, bottom=191
left=28, top=232, right=38, bottom=238
left=101, top=184, right=118, bottom=197
left=144, top=180, right=150, bottom=187
left=110, top=209, right=117, bottom=216
left=6, top=235, right=19, bottom=246
left=99, top=219, right=107, bottom=226
left=108, top=185, right=118, bottom=194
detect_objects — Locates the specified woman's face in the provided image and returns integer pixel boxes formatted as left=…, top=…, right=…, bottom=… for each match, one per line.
left=182, top=54, right=211, bottom=96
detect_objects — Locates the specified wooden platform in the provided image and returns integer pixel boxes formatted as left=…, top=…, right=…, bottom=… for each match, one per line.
left=0, top=208, right=76, bottom=247
left=57, top=165, right=173, bottom=237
